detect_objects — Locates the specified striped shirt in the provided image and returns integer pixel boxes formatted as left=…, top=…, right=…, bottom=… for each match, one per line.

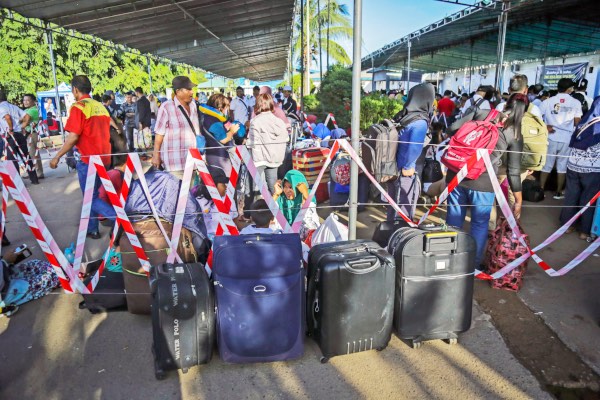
left=154, top=97, right=199, bottom=172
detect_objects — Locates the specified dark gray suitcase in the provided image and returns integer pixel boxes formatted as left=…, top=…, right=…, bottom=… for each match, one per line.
left=388, top=227, right=476, bottom=348
left=307, top=240, right=395, bottom=362
left=150, top=263, right=214, bottom=379
left=79, top=259, right=127, bottom=314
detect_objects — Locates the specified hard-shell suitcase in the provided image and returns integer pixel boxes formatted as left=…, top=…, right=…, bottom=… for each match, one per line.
left=121, top=219, right=197, bottom=315
left=292, top=147, right=331, bottom=185
left=307, top=240, right=395, bottom=362
left=150, top=263, right=214, bottom=380
left=212, top=233, right=304, bottom=363
left=79, top=259, right=127, bottom=314
left=388, top=226, right=476, bottom=348
left=372, top=220, right=411, bottom=248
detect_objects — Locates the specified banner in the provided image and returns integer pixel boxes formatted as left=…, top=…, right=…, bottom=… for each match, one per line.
left=537, top=62, right=588, bottom=89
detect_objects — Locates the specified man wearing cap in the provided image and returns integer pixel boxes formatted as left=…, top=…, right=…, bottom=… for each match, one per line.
left=459, top=85, right=493, bottom=116
left=119, top=91, right=137, bottom=152
left=152, top=76, right=199, bottom=176
left=281, top=86, right=299, bottom=120
left=539, top=78, right=583, bottom=199
left=230, top=86, right=252, bottom=129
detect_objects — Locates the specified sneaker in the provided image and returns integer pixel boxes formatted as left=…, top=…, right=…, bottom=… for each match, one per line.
left=553, top=192, right=564, bottom=200
left=86, top=231, right=102, bottom=240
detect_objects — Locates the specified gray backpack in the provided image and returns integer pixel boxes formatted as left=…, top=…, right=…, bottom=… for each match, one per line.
left=362, top=119, right=399, bottom=183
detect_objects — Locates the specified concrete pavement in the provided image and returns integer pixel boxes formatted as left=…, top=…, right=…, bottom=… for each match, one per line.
left=0, top=160, right=592, bottom=399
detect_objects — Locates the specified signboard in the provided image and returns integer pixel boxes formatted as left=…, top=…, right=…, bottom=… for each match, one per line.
left=537, top=62, right=588, bottom=89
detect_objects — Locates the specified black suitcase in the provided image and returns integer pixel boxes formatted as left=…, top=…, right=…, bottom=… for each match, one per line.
left=388, top=227, right=476, bottom=348
left=150, top=263, right=214, bottom=379
left=371, top=220, right=412, bottom=248
left=79, top=259, right=127, bottom=314
left=307, top=240, right=395, bottom=362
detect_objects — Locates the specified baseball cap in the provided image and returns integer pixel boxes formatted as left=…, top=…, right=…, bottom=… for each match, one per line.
left=172, top=76, right=196, bottom=91
left=283, top=85, right=292, bottom=91
left=557, top=78, right=575, bottom=92
left=104, top=90, right=114, bottom=96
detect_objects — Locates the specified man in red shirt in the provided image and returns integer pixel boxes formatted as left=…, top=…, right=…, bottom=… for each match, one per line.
left=437, top=90, right=456, bottom=118
left=50, top=75, right=115, bottom=239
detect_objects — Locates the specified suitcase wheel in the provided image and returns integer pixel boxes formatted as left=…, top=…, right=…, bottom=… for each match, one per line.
left=447, top=338, right=458, bottom=346
left=411, top=340, right=422, bottom=349
left=319, top=356, right=329, bottom=364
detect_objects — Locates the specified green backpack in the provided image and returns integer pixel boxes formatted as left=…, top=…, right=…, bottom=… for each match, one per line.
left=521, top=104, right=549, bottom=171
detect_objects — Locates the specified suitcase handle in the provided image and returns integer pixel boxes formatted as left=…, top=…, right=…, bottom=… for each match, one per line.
left=424, top=232, right=458, bottom=253
left=346, top=257, right=380, bottom=274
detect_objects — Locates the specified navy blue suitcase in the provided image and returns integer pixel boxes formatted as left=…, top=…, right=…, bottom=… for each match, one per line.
left=212, top=233, right=304, bottom=363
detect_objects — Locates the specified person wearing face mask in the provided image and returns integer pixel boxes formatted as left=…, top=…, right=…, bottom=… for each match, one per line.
left=152, top=76, right=199, bottom=177
left=199, top=93, right=239, bottom=177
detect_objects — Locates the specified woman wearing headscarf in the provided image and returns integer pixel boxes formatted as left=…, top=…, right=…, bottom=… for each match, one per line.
left=386, top=82, right=435, bottom=222
left=273, top=170, right=320, bottom=240
left=561, top=97, right=600, bottom=241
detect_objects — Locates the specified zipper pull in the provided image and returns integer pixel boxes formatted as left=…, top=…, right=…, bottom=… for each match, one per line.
left=213, top=281, right=223, bottom=288
left=314, top=298, right=320, bottom=313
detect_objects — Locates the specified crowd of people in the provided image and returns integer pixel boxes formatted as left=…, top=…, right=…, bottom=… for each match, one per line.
left=0, top=71, right=598, bottom=275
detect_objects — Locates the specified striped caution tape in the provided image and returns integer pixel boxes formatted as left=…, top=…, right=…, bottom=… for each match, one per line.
left=336, top=139, right=417, bottom=228
left=0, top=179, right=7, bottom=257
left=0, top=160, right=84, bottom=293
left=324, top=113, right=339, bottom=129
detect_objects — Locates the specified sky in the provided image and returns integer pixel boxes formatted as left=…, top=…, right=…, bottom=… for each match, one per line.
left=338, top=0, right=466, bottom=59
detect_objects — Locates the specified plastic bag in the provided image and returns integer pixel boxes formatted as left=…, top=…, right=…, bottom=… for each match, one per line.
left=311, top=214, right=349, bottom=246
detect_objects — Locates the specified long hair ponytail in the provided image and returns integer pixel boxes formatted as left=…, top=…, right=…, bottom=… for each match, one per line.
left=503, top=93, right=529, bottom=138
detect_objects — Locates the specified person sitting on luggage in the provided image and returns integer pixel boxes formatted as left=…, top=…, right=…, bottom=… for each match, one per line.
left=195, top=165, right=243, bottom=240
left=273, top=170, right=320, bottom=240
left=239, top=199, right=282, bottom=235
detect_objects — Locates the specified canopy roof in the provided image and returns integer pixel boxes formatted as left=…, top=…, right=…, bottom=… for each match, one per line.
left=362, top=0, right=600, bottom=73
left=0, top=0, right=296, bottom=81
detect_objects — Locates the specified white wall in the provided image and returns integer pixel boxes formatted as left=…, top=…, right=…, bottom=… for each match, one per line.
left=432, top=54, right=600, bottom=98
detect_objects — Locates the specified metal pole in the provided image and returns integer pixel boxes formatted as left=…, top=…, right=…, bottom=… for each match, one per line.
left=304, top=0, right=311, bottom=97
left=494, top=0, right=509, bottom=90
left=327, top=0, right=330, bottom=71
left=147, top=56, right=153, bottom=94
left=318, top=0, right=323, bottom=85
left=469, top=41, right=474, bottom=93
left=406, top=40, right=412, bottom=92
left=46, top=23, right=64, bottom=137
left=300, top=0, right=305, bottom=108
left=371, top=57, right=375, bottom=93
left=348, top=0, right=362, bottom=240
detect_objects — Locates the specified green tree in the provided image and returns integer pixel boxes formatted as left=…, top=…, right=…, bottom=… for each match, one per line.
left=292, top=0, right=352, bottom=70
left=316, top=65, right=352, bottom=127
left=0, top=10, right=206, bottom=102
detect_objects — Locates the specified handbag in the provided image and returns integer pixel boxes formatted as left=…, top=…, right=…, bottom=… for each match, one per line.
left=134, top=127, right=153, bottom=151
left=178, top=104, right=206, bottom=153
left=485, top=217, right=530, bottom=291
left=421, top=152, right=444, bottom=183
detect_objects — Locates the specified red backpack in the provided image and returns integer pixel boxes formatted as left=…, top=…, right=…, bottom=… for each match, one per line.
left=441, top=109, right=501, bottom=179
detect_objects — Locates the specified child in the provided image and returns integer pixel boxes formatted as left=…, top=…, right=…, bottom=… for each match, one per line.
left=239, top=199, right=281, bottom=235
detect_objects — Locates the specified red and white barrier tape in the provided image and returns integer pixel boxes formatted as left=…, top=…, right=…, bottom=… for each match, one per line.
left=0, top=160, right=84, bottom=293
left=324, top=113, right=339, bottom=129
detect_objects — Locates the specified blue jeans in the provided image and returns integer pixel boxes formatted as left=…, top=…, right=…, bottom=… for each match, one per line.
left=76, top=161, right=117, bottom=233
left=446, top=186, right=495, bottom=267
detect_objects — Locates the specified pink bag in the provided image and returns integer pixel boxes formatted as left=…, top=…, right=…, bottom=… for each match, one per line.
left=485, top=217, right=530, bottom=291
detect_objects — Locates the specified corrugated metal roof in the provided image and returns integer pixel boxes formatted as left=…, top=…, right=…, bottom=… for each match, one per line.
left=361, top=0, right=600, bottom=73
left=0, top=0, right=295, bottom=81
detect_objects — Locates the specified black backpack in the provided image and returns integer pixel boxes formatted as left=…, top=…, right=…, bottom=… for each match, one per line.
left=572, top=92, right=590, bottom=115
left=522, top=179, right=545, bottom=202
